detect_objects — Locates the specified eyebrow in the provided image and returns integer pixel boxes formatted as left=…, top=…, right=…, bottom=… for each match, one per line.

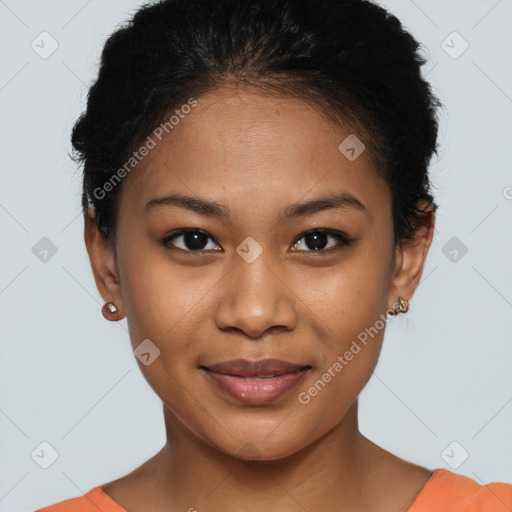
left=144, top=192, right=367, bottom=220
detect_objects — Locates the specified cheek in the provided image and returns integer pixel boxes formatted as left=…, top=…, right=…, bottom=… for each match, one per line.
left=301, top=241, right=391, bottom=386
left=117, top=241, right=203, bottom=350
left=306, top=245, right=391, bottom=338
left=297, top=290, right=388, bottom=429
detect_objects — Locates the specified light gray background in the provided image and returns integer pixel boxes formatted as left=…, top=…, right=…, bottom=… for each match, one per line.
left=1, top=0, right=511, bottom=510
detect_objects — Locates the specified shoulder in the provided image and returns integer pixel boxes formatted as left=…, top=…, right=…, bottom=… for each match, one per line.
left=34, top=485, right=127, bottom=512
left=409, top=468, right=512, bottom=512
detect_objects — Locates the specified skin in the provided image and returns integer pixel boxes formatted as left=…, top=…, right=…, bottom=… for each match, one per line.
left=85, top=84, right=436, bottom=512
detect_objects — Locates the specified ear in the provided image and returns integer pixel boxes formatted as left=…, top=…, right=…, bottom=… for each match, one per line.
left=84, top=206, right=125, bottom=320
left=388, top=202, right=436, bottom=310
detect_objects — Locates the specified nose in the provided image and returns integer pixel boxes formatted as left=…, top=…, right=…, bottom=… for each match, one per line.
left=214, top=254, right=298, bottom=339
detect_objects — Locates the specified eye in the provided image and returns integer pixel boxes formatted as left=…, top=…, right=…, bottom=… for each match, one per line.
left=162, top=229, right=221, bottom=252
left=290, top=229, right=353, bottom=253
left=161, top=228, right=353, bottom=254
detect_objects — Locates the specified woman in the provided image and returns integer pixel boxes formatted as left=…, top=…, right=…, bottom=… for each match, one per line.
left=36, top=0, right=512, bottom=510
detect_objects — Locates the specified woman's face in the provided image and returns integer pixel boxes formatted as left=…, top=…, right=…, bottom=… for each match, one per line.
left=87, top=85, right=431, bottom=460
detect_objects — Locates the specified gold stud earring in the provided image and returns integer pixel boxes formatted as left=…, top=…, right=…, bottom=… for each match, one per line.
left=396, top=296, right=409, bottom=314
left=102, top=301, right=119, bottom=320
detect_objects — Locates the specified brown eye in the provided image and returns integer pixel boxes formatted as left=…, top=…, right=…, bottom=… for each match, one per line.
left=290, top=229, right=353, bottom=252
left=162, top=229, right=221, bottom=252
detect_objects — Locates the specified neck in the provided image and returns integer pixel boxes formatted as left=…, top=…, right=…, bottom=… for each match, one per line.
left=142, top=400, right=380, bottom=511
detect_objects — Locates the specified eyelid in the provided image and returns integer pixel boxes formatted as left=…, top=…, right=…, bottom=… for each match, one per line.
left=291, top=228, right=350, bottom=244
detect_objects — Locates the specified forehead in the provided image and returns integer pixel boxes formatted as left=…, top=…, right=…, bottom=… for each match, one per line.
left=119, top=85, right=390, bottom=220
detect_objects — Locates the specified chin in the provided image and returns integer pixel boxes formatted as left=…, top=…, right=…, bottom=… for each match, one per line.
left=202, top=421, right=315, bottom=462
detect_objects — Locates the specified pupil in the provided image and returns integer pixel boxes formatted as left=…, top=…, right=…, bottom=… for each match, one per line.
left=184, top=231, right=207, bottom=250
left=306, top=232, right=327, bottom=250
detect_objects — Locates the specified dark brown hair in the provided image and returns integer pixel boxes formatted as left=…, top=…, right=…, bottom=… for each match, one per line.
left=71, top=0, right=442, bottom=249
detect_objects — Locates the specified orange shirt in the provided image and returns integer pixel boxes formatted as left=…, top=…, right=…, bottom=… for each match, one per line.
left=35, top=468, right=512, bottom=511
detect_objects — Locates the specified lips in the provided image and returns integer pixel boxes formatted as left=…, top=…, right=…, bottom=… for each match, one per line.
left=201, top=358, right=311, bottom=405
left=204, top=358, right=310, bottom=378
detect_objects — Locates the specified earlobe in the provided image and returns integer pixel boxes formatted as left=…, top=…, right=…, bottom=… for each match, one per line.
left=84, top=207, right=125, bottom=320
left=389, top=205, right=436, bottom=309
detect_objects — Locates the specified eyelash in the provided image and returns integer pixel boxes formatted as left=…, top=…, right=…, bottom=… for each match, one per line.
left=161, top=228, right=354, bottom=254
